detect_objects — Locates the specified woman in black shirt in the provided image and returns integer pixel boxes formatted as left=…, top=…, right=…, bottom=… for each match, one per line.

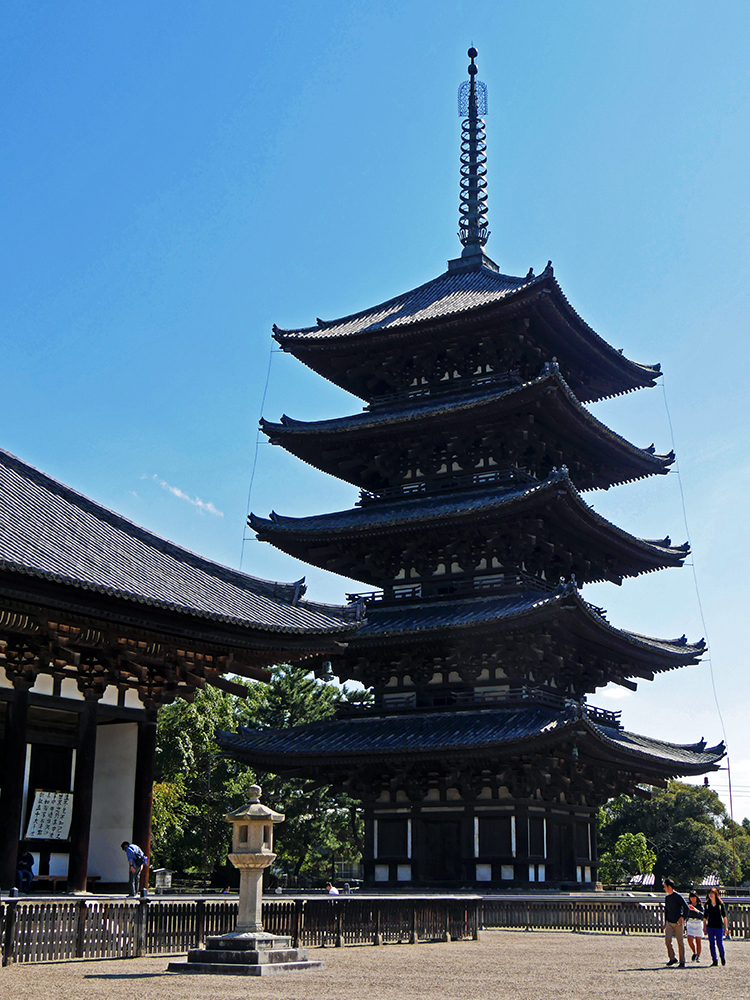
left=704, top=887, right=728, bottom=965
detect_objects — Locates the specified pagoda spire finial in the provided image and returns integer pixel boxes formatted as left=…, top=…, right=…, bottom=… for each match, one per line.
left=458, top=47, right=489, bottom=256
left=449, top=48, right=497, bottom=273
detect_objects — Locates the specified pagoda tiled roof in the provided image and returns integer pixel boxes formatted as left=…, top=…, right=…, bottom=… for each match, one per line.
left=347, top=585, right=705, bottom=670
left=272, top=263, right=661, bottom=401
left=217, top=706, right=724, bottom=775
left=250, top=468, right=688, bottom=583
left=261, top=363, right=674, bottom=490
left=274, top=266, right=543, bottom=340
left=0, top=447, right=356, bottom=637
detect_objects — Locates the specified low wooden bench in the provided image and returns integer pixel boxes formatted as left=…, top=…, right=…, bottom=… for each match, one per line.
left=32, top=874, right=101, bottom=893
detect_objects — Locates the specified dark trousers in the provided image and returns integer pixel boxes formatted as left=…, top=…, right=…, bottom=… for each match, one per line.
left=128, top=865, right=143, bottom=897
left=707, top=926, right=725, bottom=961
left=16, top=869, right=33, bottom=893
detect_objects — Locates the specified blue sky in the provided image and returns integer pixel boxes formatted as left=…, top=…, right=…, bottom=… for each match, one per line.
left=2, top=1, right=750, bottom=818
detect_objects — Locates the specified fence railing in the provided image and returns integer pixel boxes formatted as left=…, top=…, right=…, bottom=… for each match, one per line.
left=480, top=898, right=750, bottom=938
left=3, top=895, right=750, bottom=965
left=0, top=896, right=478, bottom=965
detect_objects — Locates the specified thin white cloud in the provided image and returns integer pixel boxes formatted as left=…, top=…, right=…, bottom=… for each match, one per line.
left=148, top=474, right=223, bottom=517
left=597, top=683, right=634, bottom=700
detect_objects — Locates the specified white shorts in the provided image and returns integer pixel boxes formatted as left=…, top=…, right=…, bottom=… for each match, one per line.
left=687, top=919, right=704, bottom=938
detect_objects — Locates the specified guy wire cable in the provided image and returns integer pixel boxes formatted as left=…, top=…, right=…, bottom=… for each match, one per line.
left=661, top=375, right=738, bottom=892
left=239, top=341, right=274, bottom=571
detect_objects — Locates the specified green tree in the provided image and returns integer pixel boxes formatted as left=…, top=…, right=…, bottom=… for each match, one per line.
left=153, top=684, right=254, bottom=873
left=597, top=832, right=656, bottom=885
left=152, top=665, right=371, bottom=882
left=237, top=664, right=370, bottom=880
left=599, top=782, right=738, bottom=887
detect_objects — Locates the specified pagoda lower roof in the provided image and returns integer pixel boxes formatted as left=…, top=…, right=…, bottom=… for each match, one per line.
left=217, top=705, right=724, bottom=777
left=0, top=447, right=357, bottom=641
left=345, top=584, right=705, bottom=673
left=250, top=469, right=688, bottom=585
left=272, top=262, right=661, bottom=403
left=261, top=363, right=674, bottom=491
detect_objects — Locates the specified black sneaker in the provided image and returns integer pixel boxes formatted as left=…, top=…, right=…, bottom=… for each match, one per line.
left=691, top=953, right=697, bottom=961
left=678, top=962, right=686, bottom=968
left=667, top=958, right=678, bottom=966
left=721, top=956, right=726, bottom=966
left=711, top=960, right=718, bottom=966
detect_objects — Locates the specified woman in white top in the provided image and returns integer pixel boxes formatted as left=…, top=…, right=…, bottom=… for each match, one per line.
left=686, top=890, right=704, bottom=962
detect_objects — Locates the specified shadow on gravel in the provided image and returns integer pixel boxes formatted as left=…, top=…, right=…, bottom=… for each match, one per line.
left=84, top=974, right=168, bottom=980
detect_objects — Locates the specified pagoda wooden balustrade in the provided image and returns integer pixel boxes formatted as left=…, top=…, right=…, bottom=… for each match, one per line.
left=357, top=467, right=536, bottom=506
left=336, top=685, right=622, bottom=728
left=4, top=896, right=750, bottom=964
left=365, top=369, right=522, bottom=409
left=346, top=570, right=560, bottom=606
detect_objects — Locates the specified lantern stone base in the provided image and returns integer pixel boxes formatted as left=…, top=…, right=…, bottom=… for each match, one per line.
left=167, top=933, right=324, bottom=976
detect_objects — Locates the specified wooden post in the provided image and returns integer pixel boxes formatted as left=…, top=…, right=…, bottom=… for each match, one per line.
left=409, top=903, right=417, bottom=944
left=135, top=898, right=148, bottom=957
left=132, top=712, right=157, bottom=893
left=374, top=902, right=382, bottom=946
left=195, top=898, right=206, bottom=947
left=293, top=898, right=302, bottom=948
left=0, top=684, right=30, bottom=890
left=335, top=901, right=343, bottom=947
left=1, top=900, right=18, bottom=966
left=67, top=696, right=99, bottom=892
left=74, top=899, right=88, bottom=958
left=444, top=899, right=451, bottom=942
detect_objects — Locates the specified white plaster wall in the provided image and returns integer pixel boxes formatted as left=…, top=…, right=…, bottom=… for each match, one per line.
left=88, top=722, right=137, bottom=881
left=0, top=665, right=12, bottom=688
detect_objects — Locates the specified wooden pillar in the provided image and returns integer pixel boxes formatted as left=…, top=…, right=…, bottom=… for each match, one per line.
left=67, top=695, right=99, bottom=892
left=132, top=711, right=157, bottom=890
left=0, top=684, right=30, bottom=889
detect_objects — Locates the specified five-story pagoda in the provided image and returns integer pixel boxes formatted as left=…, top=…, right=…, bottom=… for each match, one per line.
left=219, top=50, right=724, bottom=888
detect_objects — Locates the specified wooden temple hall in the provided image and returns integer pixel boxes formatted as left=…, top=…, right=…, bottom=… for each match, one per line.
left=219, top=50, right=725, bottom=888
left=0, top=447, right=358, bottom=892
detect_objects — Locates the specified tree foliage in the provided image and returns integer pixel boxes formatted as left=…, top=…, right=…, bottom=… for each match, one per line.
left=152, top=665, right=370, bottom=881
left=597, top=832, right=656, bottom=885
left=599, top=782, right=749, bottom=887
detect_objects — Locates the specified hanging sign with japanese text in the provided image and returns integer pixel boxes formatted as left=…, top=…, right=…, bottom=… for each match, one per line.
left=25, top=790, right=74, bottom=840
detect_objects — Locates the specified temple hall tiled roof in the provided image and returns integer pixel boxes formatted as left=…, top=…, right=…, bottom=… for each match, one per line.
left=0, top=447, right=356, bottom=636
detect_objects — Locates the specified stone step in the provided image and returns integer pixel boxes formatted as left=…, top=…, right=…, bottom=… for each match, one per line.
left=205, top=934, right=292, bottom=951
left=187, top=948, right=306, bottom=965
left=167, top=960, right=325, bottom=977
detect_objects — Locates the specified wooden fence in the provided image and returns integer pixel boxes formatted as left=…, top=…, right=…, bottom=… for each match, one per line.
left=480, top=897, right=750, bottom=938
left=3, top=895, right=750, bottom=965
left=0, top=896, right=478, bottom=965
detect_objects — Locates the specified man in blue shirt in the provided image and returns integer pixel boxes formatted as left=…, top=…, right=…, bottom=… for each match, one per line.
left=663, top=878, right=690, bottom=967
left=121, top=841, right=147, bottom=897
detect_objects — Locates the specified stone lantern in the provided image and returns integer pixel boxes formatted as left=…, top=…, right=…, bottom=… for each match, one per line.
left=226, top=784, right=284, bottom=933
left=168, top=784, right=323, bottom=975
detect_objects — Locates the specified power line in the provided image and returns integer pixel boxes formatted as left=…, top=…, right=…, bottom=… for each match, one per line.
left=239, top=344, right=275, bottom=571
left=662, top=377, right=738, bottom=885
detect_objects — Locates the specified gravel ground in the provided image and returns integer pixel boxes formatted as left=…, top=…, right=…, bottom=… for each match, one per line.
left=2, top=931, right=747, bottom=1000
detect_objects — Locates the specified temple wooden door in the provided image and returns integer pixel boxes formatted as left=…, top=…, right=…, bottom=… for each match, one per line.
left=419, top=818, right=463, bottom=881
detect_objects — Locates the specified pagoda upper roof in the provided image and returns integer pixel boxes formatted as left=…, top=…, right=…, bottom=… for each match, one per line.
left=347, top=583, right=704, bottom=664
left=0, top=447, right=357, bottom=639
left=261, top=362, right=674, bottom=492
left=250, top=468, right=688, bottom=586
left=272, top=262, right=661, bottom=403
left=217, top=705, right=724, bottom=777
